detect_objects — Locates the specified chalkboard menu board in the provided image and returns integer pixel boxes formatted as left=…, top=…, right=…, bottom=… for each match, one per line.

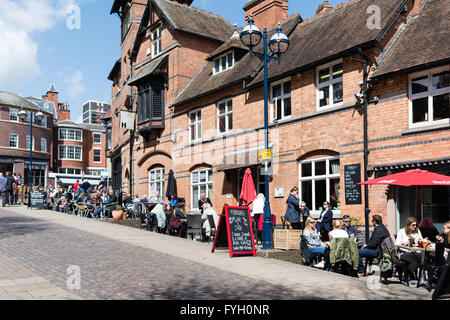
left=211, top=206, right=256, bottom=258
left=345, top=164, right=362, bottom=205
left=30, top=191, right=45, bottom=209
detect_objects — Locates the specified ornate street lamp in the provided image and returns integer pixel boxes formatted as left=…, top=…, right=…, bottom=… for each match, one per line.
left=19, top=108, right=44, bottom=206
left=240, top=17, right=290, bottom=250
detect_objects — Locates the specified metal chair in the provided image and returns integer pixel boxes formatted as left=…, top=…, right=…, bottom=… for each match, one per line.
left=300, top=235, right=323, bottom=267
left=76, top=203, right=86, bottom=217
left=187, top=214, right=203, bottom=240
left=207, top=214, right=217, bottom=244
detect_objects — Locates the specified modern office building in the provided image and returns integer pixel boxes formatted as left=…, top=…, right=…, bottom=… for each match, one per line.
left=82, top=101, right=111, bottom=124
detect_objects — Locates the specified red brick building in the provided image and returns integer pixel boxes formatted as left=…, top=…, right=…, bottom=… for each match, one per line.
left=110, top=0, right=450, bottom=235
left=0, top=90, right=54, bottom=187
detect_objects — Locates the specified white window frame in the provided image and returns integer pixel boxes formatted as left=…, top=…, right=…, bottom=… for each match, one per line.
left=87, top=168, right=104, bottom=176
left=299, top=156, right=341, bottom=214
left=270, top=77, right=292, bottom=123
left=59, top=128, right=83, bottom=142
left=58, top=145, right=83, bottom=161
left=191, top=169, right=213, bottom=210
left=9, top=109, right=18, bottom=122
left=217, top=98, right=233, bottom=134
left=93, top=132, right=102, bottom=144
left=26, top=135, right=35, bottom=151
left=213, top=51, right=234, bottom=75
left=40, top=138, right=47, bottom=153
left=189, top=109, right=202, bottom=143
left=58, top=167, right=83, bottom=175
left=148, top=167, right=165, bottom=199
left=408, top=65, right=450, bottom=128
left=93, top=148, right=102, bottom=163
left=9, top=133, right=19, bottom=149
left=151, top=26, right=162, bottom=58
left=316, top=59, right=344, bottom=110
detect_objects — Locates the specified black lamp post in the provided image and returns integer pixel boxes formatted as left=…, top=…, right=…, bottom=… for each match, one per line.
left=240, top=17, right=290, bottom=250
left=18, top=108, right=44, bottom=207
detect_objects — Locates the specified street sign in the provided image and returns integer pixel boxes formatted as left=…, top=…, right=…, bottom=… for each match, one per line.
left=258, top=149, right=271, bottom=162
left=100, top=170, right=109, bottom=178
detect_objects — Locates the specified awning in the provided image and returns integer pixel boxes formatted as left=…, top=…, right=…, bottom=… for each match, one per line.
left=129, top=54, right=168, bottom=86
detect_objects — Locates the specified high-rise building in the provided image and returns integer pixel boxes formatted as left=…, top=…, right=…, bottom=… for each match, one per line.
left=82, top=101, right=111, bottom=124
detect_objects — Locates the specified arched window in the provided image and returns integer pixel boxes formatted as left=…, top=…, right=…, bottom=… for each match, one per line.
left=149, top=167, right=165, bottom=199
left=299, top=156, right=340, bottom=213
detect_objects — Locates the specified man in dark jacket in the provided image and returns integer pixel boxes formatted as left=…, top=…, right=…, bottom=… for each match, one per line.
left=299, top=201, right=310, bottom=229
left=357, top=214, right=391, bottom=275
left=5, top=172, right=16, bottom=205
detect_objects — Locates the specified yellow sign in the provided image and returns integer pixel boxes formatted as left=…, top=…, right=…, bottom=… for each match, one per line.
left=258, top=149, right=271, bottom=162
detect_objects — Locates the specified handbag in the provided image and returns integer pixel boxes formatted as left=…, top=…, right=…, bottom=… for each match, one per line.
left=169, top=213, right=181, bottom=230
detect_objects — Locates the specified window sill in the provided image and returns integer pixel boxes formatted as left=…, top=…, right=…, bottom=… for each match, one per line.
left=402, top=123, right=450, bottom=135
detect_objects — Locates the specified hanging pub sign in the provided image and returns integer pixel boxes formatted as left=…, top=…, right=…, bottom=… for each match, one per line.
left=211, top=206, right=256, bottom=258
left=345, top=164, right=362, bottom=205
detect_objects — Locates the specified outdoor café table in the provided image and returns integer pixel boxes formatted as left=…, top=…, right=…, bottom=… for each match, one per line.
left=398, top=245, right=435, bottom=288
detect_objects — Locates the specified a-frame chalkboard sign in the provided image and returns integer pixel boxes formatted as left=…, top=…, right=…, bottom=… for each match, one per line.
left=211, top=206, right=256, bottom=258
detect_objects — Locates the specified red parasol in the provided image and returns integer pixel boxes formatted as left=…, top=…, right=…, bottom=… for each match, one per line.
left=239, top=168, right=257, bottom=206
left=357, top=169, right=450, bottom=186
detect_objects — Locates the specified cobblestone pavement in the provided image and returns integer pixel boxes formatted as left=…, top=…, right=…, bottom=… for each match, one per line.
left=0, top=207, right=432, bottom=300
left=0, top=208, right=309, bottom=300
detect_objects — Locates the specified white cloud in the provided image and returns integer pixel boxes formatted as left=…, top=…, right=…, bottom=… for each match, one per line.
left=64, top=70, right=85, bottom=99
left=0, top=0, right=78, bottom=89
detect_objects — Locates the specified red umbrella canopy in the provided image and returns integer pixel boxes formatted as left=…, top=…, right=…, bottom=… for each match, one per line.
left=357, top=169, right=450, bottom=186
left=239, top=168, right=257, bottom=206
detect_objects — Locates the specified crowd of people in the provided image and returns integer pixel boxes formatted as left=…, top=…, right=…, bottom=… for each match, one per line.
left=283, top=185, right=450, bottom=280
left=0, top=172, right=25, bottom=207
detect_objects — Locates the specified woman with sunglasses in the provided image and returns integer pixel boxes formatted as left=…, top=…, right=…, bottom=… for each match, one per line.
left=395, top=217, right=423, bottom=280
left=316, top=201, right=333, bottom=241
left=303, top=216, right=330, bottom=270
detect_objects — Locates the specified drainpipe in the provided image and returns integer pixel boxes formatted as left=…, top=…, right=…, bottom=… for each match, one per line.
left=129, top=59, right=134, bottom=198
left=359, top=47, right=371, bottom=243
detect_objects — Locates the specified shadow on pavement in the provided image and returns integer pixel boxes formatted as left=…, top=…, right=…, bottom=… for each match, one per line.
left=0, top=215, right=48, bottom=239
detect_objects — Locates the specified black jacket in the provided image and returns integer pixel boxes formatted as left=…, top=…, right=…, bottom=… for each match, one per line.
left=319, top=209, right=333, bottom=232
left=366, top=224, right=391, bottom=250
left=198, top=198, right=212, bottom=213
left=6, top=176, right=15, bottom=191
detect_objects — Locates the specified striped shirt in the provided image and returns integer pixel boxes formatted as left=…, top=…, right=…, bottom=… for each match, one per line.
left=0, top=176, right=7, bottom=192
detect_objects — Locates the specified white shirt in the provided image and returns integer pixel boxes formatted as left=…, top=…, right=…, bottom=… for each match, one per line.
left=395, top=228, right=423, bottom=246
left=329, top=229, right=349, bottom=240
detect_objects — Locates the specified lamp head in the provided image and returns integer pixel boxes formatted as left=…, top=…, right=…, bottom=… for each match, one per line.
left=269, top=23, right=289, bottom=55
left=35, top=111, right=44, bottom=122
left=240, top=15, right=262, bottom=48
left=18, top=108, right=28, bottom=120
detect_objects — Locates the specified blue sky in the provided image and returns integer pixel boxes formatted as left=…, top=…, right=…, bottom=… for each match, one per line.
left=1, top=0, right=343, bottom=122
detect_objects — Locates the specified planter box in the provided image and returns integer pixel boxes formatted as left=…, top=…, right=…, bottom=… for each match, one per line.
left=273, top=229, right=302, bottom=251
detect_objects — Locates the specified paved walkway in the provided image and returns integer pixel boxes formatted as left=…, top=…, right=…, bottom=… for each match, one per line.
left=0, top=206, right=432, bottom=300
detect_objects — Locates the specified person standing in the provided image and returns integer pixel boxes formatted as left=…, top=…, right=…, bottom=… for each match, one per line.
left=5, top=172, right=16, bottom=205
left=0, top=173, right=7, bottom=207
left=284, top=187, right=302, bottom=230
left=198, top=192, right=212, bottom=215
left=316, top=201, right=333, bottom=241
left=73, top=180, right=80, bottom=192
left=98, top=178, right=107, bottom=191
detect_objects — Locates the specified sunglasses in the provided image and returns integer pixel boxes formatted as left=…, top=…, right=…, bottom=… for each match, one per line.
left=344, top=220, right=351, bottom=223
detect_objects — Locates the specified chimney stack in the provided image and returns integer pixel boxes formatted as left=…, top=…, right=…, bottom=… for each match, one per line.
left=315, top=1, right=333, bottom=17
left=244, top=0, right=289, bottom=30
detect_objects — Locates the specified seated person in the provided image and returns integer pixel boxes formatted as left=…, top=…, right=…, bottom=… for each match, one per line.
left=56, top=197, right=67, bottom=212
left=342, top=215, right=358, bottom=239
left=140, top=195, right=149, bottom=203
left=76, top=192, right=89, bottom=204
left=357, top=215, right=390, bottom=276
left=122, top=193, right=134, bottom=207
left=395, top=217, right=423, bottom=279
left=149, top=191, right=165, bottom=205
left=328, top=220, right=349, bottom=242
left=303, top=217, right=330, bottom=270
left=94, top=189, right=117, bottom=218
left=436, top=221, right=450, bottom=262
left=133, top=194, right=141, bottom=204
left=169, top=203, right=187, bottom=237
left=169, top=195, right=178, bottom=210
left=419, top=217, right=440, bottom=243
